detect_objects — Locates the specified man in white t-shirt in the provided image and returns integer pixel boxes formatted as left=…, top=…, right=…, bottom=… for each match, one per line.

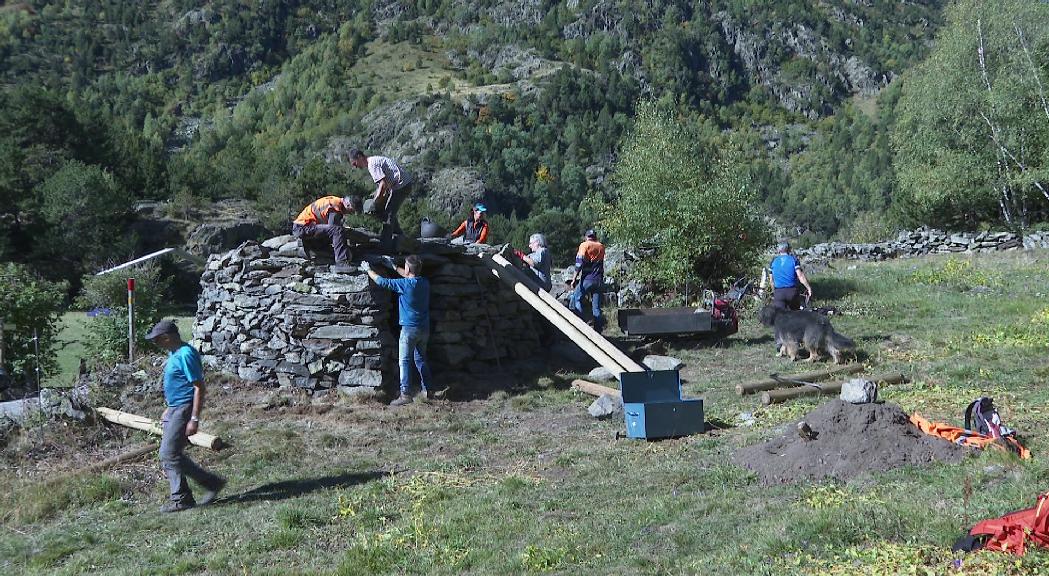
left=348, top=148, right=413, bottom=251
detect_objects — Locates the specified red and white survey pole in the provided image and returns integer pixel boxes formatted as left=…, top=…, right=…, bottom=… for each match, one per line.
left=127, top=278, right=135, bottom=361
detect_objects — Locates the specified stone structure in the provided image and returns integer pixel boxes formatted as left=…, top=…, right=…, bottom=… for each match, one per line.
left=797, top=227, right=1049, bottom=262
left=194, top=234, right=543, bottom=394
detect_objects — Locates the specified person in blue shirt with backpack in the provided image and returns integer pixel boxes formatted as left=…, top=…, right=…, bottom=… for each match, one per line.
left=769, top=241, right=813, bottom=310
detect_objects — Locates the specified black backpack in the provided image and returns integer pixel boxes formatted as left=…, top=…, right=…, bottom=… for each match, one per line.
left=964, top=397, right=1014, bottom=438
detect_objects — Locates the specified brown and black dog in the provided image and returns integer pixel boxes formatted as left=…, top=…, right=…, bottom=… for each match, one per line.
left=758, top=305, right=855, bottom=363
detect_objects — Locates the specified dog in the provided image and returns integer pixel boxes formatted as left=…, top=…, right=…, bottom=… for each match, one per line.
left=758, top=305, right=855, bottom=363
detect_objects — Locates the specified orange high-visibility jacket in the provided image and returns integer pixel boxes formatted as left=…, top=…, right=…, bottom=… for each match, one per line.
left=294, top=196, right=346, bottom=225
left=450, top=218, right=489, bottom=243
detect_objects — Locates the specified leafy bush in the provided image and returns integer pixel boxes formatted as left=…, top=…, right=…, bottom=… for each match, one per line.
left=599, top=100, right=771, bottom=288
left=76, top=263, right=171, bottom=365
left=0, top=263, right=67, bottom=387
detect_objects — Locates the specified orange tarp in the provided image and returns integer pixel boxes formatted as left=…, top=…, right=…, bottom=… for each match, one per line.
left=909, top=414, right=1031, bottom=460
left=970, top=492, right=1049, bottom=555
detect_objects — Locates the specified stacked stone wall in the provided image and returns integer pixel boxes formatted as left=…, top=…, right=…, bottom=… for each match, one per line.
left=798, top=227, right=1049, bottom=262
left=195, top=236, right=542, bottom=393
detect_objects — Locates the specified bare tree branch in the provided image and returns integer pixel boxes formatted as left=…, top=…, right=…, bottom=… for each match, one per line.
left=1015, top=21, right=1049, bottom=122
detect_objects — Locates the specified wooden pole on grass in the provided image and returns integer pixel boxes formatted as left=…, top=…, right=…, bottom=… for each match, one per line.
left=736, top=363, right=865, bottom=395
left=571, top=379, right=621, bottom=399
left=760, top=373, right=908, bottom=406
left=96, top=407, right=225, bottom=450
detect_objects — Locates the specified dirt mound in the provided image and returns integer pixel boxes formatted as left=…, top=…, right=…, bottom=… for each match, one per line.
left=733, top=400, right=969, bottom=484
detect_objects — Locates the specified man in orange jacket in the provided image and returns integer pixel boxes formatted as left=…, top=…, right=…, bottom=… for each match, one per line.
left=292, top=195, right=362, bottom=272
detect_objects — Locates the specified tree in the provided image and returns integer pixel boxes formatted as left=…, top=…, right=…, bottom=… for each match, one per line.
left=36, top=160, right=135, bottom=269
left=600, top=100, right=770, bottom=289
left=893, top=0, right=1049, bottom=230
left=76, top=262, right=171, bottom=366
left=0, top=264, right=67, bottom=389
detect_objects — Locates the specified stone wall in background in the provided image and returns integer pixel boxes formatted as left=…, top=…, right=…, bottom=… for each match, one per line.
left=797, top=227, right=1049, bottom=262
left=195, top=236, right=542, bottom=395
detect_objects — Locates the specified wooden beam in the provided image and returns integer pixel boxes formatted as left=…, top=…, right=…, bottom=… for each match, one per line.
left=760, top=373, right=908, bottom=406
left=96, top=407, right=225, bottom=451
left=736, top=363, right=865, bottom=395
left=571, top=379, right=621, bottom=399
left=481, top=256, right=628, bottom=376
left=484, top=253, right=645, bottom=373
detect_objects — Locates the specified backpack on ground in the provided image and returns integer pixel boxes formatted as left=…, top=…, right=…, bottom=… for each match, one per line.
left=964, top=397, right=1014, bottom=439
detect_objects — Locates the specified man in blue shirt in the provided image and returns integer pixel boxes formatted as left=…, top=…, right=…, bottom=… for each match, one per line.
left=362, top=255, right=433, bottom=406
left=769, top=241, right=813, bottom=310
left=147, top=320, right=226, bottom=512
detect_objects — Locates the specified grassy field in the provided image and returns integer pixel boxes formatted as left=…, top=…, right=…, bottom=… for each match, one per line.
left=47, top=314, right=195, bottom=388
left=5, top=252, right=1049, bottom=574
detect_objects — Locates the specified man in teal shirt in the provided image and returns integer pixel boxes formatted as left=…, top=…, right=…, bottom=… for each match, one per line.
left=147, top=320, right=226, bottom=512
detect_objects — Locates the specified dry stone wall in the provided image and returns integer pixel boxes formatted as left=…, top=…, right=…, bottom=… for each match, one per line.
left=195, top=235, right=542, bottom=394
left=797, top=227, right=1049, bottom=262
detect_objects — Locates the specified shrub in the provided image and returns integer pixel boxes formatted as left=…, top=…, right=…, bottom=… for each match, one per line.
left=76, top=262, right=171, bottom=365
left=0, top=263, right=67, bottom=387
left=600, top=100, right=771, bottom=288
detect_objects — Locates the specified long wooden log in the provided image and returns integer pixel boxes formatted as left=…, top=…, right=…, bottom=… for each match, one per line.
left=96, top=407, right=225, bottom=450
left=488, top=253, right=646, bottom=373
left=760, top=373, right=909, bottom=406
left=481, top=256, right=628, bottom=376
left=571, top=379, right=621, bottom=399
left=736, top=363, right=865, bottom=395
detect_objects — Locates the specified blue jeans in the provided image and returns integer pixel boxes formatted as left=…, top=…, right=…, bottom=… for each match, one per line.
left=398, top=325, right=432, bottom=395
left=572, top=280, right=604, bottom=331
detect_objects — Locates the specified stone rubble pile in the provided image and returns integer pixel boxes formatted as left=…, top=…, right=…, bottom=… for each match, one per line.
left=195, top=235, right=543, bottom=394
left=798, top=227, right=1049, bottom=262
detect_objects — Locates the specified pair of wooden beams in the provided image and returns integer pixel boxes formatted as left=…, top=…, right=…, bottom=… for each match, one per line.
left=481, top=253, right=645, bottom=377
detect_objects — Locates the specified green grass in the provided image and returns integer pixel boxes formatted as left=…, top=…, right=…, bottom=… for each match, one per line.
left=48, top=313, right=194, bottom=387
left=8, top=252, right=1049, bottom=574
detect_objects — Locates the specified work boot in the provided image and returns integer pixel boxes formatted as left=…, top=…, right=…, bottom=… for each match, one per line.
left=159, top=499, right=195, bottom=513
left=390, top=394, right=413, bottom=407
left=199, top=477, right=227, bottom=506
left=331, top=263, right=356, bottom=273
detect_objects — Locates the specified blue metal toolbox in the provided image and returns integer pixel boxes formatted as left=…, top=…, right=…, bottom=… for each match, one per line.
left=620, top=370, right=704, bottom=440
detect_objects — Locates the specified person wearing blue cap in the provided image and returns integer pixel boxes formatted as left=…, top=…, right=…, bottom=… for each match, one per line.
left=447, top=203, right=490, bottom=244
left=769, top=241, right=812, bottom=310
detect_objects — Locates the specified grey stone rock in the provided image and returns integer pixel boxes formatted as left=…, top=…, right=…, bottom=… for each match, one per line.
left=588, top=393, right=623, bottom=418
left=642, top=355, right=684, bottom=371
left=338, top=369, right=383, bottom=388
left=839, top=379, right=878, bottom=404
left=308, top=325, right=379, bottom=340
left=588, top=366, right=619, bottom=383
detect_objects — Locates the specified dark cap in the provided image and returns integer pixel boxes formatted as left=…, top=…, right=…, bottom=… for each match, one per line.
left=145, top=319, right=180, bottom=340
left=584, top=229, right=597, bottom=240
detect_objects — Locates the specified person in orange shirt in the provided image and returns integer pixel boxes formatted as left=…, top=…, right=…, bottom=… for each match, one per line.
left=570, top=229, right=606, bottom=332
left=447, top=203, right=490, bottom=244
left=292, top=195, right=362, bottom=272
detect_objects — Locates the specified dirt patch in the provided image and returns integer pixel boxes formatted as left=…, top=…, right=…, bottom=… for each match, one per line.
left=733, top=400, right=969, bottom=484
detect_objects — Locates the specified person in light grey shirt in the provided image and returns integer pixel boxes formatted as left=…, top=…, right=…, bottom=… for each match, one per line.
left=348, top=148, right=412, bottom=251
left=516, top=233, right=552, bottom=292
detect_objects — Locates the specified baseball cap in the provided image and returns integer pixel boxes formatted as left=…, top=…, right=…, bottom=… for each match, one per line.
left=585, top=229, right=597, bottom=239
left=473, top=203, right=487, bottom=212
left=146, top=319, right=180, bottom=340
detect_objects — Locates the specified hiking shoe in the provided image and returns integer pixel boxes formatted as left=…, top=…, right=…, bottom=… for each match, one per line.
left=332, top=263, right=356, bottom=273
left=199, top=477, right=227, bottom=506
left=159, top=500, right=195, bottom=513
left=390, top=394, right=413, bottom=406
